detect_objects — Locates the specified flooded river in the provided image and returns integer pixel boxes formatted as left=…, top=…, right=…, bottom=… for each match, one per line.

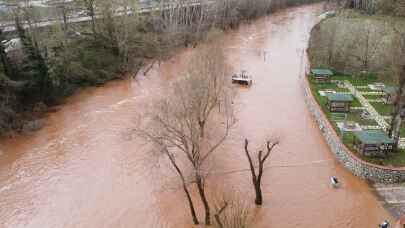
left=0, top=4, right=393, bottom=228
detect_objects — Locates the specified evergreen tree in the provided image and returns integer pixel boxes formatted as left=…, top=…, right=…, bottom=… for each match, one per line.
left=0, top=29, right=16, bottom=78
left=15, top=16, right=53, bottom=104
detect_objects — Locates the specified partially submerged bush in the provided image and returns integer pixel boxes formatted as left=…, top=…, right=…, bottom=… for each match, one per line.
left=213, top=195, right=252, bottom=228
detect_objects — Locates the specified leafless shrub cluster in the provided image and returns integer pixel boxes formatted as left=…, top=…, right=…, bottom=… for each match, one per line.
left=213, top=195, right=251, bottom=228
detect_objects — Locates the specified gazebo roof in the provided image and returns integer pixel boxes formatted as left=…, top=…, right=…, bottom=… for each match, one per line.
left=326, top=93, right=353, bottom=102
left=354, top=130, right=394, bottom=144
left=311, top=68, right=334, bottom=76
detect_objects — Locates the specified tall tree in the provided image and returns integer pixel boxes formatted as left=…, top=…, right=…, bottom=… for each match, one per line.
left=0, top=29, right=16, bottom=78
left=97, top=0, right=139, bottom=63
left=81, top=0, right=97, bottom=37
left=48, top=0, right=72, bottom=32
left=137, top=44, right=235, bottom=225
left=15, top=14, right=52, bottom=103
left=389, top=66, right=405, bottom=148
left=389, top=28, right=405, bottom=148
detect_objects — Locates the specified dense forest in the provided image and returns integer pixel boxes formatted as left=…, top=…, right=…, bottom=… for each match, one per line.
left=0, top=0, right=321, bottom=135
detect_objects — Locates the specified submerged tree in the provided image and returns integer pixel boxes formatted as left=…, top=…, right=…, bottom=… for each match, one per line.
left=244, top=138, right=278, bottom=205
left=137, top=44, right=235, bottom=225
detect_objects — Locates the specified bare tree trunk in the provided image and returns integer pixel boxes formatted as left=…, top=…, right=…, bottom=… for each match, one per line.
left=61, top=5, right=68, bottom=32
left=244, top=139, right=278, bottom=206
left=196, top=174, right=211, bottom=225
left=390, top=66, right=405, bottom=149
left=390, top=111, right=403, bottom=150
left=253, top=180, right=262, bottom=205
left=166, top=151, right=199, bottom=225
left=183, top=182, right=199, bottom=225
left=83, top=0, right=97, bottom=39
left=363, top=27, right=370, bottom=70
left=244, top=139, right=260, bottom=205
left=390, top=29, right=405, bottom=149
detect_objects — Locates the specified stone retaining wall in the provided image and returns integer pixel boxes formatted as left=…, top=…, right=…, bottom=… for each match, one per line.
left=303, top=78, right=405, bottom=184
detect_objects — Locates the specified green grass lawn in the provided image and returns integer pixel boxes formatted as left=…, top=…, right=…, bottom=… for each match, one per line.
left=328, top=112, right=377, bottom=126
left=359, top=150, right=405, bottom=167
left=370, top=102, right=393, bottom=116
left=329, top=74, right=378, bottom=86
left=308, top=74, right=405, bottom=167
left=351, top=97, right=362, bottom=107
left=310, top=78, right=349, bottom=93
left=357, top=87, right=374, bottom=92
left=400, top=124, right=405, bottom=137
left=363, top=94, right=382, bottom=99
left=346, top=112, right=378, bottom=125
left=309, top=78, right=361, bottom=107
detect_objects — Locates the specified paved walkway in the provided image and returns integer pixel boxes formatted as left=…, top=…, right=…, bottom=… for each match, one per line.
left=361, top=125, right=383, bottom=130
left=344, top=81, right=390, bottom=130
left=368, top=99, right=384, bottom=103
left=343, top=81, right=405, bottom=149
left=374, top=183, right=405, bottom=219
left=360, top=91, right=385, bottom=95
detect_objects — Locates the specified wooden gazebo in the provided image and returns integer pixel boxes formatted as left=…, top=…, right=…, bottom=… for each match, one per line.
left=326, top=93, right=353, bottom=113
left=311, top=68, right=334, bottom=83
left=353, top=130, right=394, bottom=156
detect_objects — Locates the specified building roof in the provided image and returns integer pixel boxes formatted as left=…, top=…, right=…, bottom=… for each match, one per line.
left=383, top=86, right=398, bottom=94
left=311, top=68, right=334, bottom=76
left=326, top=93, right=353, bottom=102
left=354, top=130, right=394, bottom=144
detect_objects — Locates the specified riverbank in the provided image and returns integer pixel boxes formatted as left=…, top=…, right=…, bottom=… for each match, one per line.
left=374, top=182, right=405, bottom=220
left=0, top=0, right=324, bottom=137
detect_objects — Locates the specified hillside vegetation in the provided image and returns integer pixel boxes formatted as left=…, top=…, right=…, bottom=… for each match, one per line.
left=0, top=0, right=322, bottom=136
left=308, top=9, right=405, bottom=78
left=375, top=0, right=405, bottom=17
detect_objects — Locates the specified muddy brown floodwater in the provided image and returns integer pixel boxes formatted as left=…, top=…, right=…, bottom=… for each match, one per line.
left=0, top=3, right=394, bottom=228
